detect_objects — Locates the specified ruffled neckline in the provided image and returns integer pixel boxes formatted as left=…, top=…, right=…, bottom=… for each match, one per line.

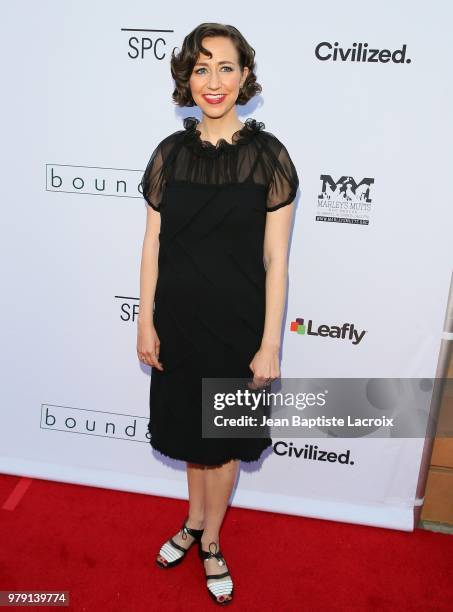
left=182, top=116, right=265, bottom=158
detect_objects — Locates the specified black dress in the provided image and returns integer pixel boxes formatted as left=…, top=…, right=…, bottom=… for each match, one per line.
left=140, top=116, right=299, bottom=466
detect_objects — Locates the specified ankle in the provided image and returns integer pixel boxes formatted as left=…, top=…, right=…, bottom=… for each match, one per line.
left=200, top=534, right=220, bottom=550
left=186, top=515, right=205, bottom=530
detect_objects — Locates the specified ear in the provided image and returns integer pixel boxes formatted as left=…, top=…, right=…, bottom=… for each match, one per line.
left=241, top=66, right=250, bottom=86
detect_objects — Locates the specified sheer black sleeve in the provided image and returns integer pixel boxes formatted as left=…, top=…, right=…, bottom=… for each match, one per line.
left=140, top=142, right=166, bottom=211
left=266, top=141, right=299, bottom=211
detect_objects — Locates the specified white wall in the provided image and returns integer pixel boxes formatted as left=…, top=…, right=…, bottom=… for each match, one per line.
left=1, top=0, right=452, bottom=531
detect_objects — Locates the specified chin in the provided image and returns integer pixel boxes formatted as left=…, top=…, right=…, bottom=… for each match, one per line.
left=197, top=102, right=234, bottom=117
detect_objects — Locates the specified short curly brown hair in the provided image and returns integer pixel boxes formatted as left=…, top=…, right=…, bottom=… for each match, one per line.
left=171, top=22, right=262, bottom=107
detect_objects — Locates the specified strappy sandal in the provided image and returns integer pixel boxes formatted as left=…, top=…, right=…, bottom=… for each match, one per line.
left=155, top=516, right=204, bottom=569
left=199, top=541, right=234, bottom=605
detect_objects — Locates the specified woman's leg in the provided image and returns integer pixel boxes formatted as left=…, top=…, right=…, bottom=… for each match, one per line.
left=200, top=459, right=240, bottom=602
left=187, top=462, right=206, bottom=528
left=201, top=459, right=239, bottom=544
left=156, top=462, right=205, bottom=565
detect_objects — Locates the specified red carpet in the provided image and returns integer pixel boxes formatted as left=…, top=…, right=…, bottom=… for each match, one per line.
left=1, top=473, right=452, bottom=611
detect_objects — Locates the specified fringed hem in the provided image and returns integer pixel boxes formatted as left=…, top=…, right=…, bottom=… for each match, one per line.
left=148, top=437, right=272, bottom=467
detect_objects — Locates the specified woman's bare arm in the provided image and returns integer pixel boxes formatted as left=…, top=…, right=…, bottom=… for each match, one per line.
left=262, top=203, right=294, bottom=349
left=249, top=202, right=294, bottom=386
left=136, top=206, right=163, bottom=369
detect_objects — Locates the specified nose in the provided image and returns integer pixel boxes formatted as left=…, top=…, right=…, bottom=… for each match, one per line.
left=207, top=70, right=221, bottom=90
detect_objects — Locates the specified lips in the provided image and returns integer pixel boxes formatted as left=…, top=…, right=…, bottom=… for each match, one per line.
left=202, top=94, right=227, bottom=105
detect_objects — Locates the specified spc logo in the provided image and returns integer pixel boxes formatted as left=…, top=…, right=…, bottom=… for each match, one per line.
left=317, top=174, right=375, bottom=225
left=122, top=27, right=176, bottom=61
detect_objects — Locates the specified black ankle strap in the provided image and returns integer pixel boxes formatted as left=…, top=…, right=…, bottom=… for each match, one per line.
left=199, top=541, right=225, bottom=565
left=181, top=518, right=204, bottom=540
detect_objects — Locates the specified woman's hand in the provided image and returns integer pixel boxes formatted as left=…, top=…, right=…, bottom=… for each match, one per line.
left=137, top=322, right=164, bottom=370
left=248, top=342, right=280, bottom=389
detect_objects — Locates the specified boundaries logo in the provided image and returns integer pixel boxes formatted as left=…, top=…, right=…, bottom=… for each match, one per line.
left=290, top=317, right=366, bottom=345
left=41, top=404, right=149, bottom=442
left=315, top=42, right=411, bottom=64
left=46, top=164, right=145, bottom=199
left=317, top=174, right=375, bottom=225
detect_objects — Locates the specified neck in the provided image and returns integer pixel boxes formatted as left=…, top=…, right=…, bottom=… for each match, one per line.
left=197, top=111, right=244, bottom=145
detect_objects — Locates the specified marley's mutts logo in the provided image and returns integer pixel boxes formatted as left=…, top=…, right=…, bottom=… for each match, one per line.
left=290, top=317, right=366, bottom=345
left=317, top=174, right=375, bottom=225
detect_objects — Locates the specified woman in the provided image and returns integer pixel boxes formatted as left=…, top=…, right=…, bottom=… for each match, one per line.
left=137, top=22, right=299, bottom=605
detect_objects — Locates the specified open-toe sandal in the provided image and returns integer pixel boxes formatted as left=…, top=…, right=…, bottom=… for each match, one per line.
left=199, top=541, right=234, bottom=605
left=155, top=516, right=204, bottom=569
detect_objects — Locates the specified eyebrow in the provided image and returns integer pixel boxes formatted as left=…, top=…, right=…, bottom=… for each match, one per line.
left=194, top=60, right=235, bottom=67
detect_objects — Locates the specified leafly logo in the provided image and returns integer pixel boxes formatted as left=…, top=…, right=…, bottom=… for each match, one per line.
left=315, top=42, right=411, bottom=64
left=290, top=317, right=366, bottom=345
left=316, top=174, right=375, bottom=225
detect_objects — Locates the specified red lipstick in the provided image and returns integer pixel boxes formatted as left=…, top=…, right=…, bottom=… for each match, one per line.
left=202, top=94, right=227, bottom=105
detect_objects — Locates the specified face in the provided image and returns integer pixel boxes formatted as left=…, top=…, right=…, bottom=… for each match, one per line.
left=188, top=36, right=249, bottom=118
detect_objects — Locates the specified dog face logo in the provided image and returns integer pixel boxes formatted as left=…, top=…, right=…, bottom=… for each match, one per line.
left=319, top=175, right=374, bottom=203
left=317, top=175, right=375, bottom=225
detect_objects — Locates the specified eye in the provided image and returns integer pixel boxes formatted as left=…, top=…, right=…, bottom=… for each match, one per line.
left=194, top=66, right=234, bottom=75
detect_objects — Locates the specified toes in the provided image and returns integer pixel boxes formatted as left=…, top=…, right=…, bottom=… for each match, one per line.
left=217, top=594, right=231, bottom=603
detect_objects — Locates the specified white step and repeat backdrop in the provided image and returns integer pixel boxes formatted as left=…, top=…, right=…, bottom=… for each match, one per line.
left=1, top=1, right=452, bottom=531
